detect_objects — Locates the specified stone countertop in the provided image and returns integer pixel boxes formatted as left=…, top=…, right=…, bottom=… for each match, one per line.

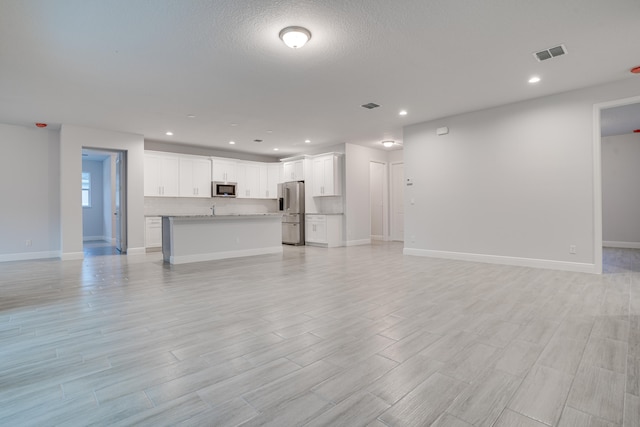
left=305, top=213, right=344, bottom=215
left=163, top=213, right=282, bottom=219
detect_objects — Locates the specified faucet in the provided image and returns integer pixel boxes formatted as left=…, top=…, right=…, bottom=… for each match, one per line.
left=210, top=205, right=216, bottom=216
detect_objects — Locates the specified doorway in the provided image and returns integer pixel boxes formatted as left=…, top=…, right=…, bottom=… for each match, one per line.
left=370, top=161, right=386, bottom=241
left=81, top=148, right=127, bottom=256
left=598, top=100, right=640, bottom=272
left=594, top=95, right=640, bottom=273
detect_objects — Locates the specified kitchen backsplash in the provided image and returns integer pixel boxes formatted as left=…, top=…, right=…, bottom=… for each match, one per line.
left=311, top=196, right=344, bottom=214
left=145, top=197, right=278, bottom=216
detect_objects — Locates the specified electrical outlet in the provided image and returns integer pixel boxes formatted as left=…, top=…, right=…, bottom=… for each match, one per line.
left=25, top=239, right=32, bottom=247
left=569, top=245, right=576, bottom=254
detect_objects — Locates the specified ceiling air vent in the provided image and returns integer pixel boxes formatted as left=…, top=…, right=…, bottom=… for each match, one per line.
left=361, top=102, right=380, bottom=109
left=533, top=44, right=567, bottom=62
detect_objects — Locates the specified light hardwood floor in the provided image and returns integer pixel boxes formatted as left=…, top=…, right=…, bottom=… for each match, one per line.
left=0, top=243, right=638, bottom=426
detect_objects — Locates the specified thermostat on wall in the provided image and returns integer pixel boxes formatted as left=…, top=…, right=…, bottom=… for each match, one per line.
left=406, top=178, right=413, bottom=186
left=436, top=126, right=449, bottom=136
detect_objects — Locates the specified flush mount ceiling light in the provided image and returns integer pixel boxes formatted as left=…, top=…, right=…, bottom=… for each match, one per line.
left=229, top=141, right=236, bottom=145
left=279, top=26, right=311, bottom=49
left=382, top=140, right=395, bottom=148
left=305, top=139, right=311, bottom=143
left=399, top=110, right=408, bottom=116
left=528, top=76, right=541, bottom=84
left=166, top=131, right=174, bottom=136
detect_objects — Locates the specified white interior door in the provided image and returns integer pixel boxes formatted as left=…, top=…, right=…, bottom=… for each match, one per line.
left=370, top=161, right=385, bottom=240
left=391, top=162, right=405, bottom=241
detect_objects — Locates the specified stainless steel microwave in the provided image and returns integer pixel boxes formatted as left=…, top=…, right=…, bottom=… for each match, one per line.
left=212, top=182, right=237, bottom=197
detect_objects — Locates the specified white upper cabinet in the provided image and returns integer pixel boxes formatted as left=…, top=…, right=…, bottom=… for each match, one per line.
left=312, top=154, right=342, bottom=196
left=264, top=163, right=281, bottom=199
left=282, top=159, right=304, bottom=182
left=179, top=157, right=212, bottom=197
left=144, top=152, right=180, bottom=197
left=211, top=158, right=237, bottom=183
left=236, top=162, right=261, bottom=198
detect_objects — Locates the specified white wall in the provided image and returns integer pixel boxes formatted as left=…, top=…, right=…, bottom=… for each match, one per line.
left=602, top=133, right=640, bottom=247
left=403, top=77, right=640, bottom=273
left=0, top=123, right=60, bottom=261
left=60, top=125, right=145, bottom=259
left=81, top=159, right=105, bottom=240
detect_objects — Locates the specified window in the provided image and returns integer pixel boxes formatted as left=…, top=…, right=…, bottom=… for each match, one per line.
left=82, top=172, right=91, bottom=207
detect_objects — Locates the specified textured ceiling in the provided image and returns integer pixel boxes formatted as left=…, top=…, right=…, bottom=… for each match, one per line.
left=1, top=0, right=639, bottom=156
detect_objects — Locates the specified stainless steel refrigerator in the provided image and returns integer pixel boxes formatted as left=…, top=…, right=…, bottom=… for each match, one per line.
left=279, top=181, right=305, bottom=245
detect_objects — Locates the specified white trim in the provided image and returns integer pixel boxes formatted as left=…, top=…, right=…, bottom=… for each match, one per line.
left=593, top=94, right=640, bottom=275
left=0, top=251, right=61, bottom=263
left=603, top=241, right=640, bottom=249
left=403, top=248, right=598, bottom=274
left=83, top=236, right=106, bottom=242
left=346, top=239, right=371, bottom=246
left=61, top=251, right=84, bottom=261
left=371, top=235, right=385, bottom=241
left=167, top=246, right=283, bottom=265
left=126, top=247, right=146, bottom=256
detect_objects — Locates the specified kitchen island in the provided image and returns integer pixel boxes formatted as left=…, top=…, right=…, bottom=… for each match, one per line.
left=162, top=214, right=282, bottom=264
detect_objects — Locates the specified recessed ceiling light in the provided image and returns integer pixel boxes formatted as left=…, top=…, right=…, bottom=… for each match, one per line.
left=229, top=141, right=235, bottom=145
left=166, top=131, right=174, bottom=136
left=528, top=76, right=541, bottom=84
left=273, top=148, right=279, bottom=151
left=399, top=110, right=408, bottom=116
left=279, top=26, right=311, bottom=49
left=305, top=139, right=311, bottom=143
left=187, top=114, right=195, bottom=119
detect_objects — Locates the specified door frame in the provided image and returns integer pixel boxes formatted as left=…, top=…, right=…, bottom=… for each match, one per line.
left=592, top=94, right=640, bottom=274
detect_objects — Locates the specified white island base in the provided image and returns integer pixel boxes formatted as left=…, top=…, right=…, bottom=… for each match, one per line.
left=162, top=214, right=283, bottom=264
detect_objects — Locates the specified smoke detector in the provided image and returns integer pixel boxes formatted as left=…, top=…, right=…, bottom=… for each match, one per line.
left=533, top=44, right=567, bottom=62
left=362, top=103, right=380, bottom=109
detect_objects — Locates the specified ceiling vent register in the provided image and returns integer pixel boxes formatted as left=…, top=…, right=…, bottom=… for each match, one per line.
left=534, top=44, right=567, bottom=62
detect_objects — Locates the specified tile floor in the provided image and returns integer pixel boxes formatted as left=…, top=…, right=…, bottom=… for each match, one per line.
left=0, top=243, right=638, bottom=426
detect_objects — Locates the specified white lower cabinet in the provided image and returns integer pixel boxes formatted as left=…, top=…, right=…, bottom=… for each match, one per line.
left=305, top=214, right=343, bottom=247
left=145, top=217, right=162, bottom=249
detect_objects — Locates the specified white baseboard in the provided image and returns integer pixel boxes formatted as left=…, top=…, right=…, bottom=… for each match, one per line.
left=61, top=252, right=84, bottom=261
left=166, top=246, right=283, bottom=265
left=126, top=247, right=146, bottom=256
left=83, top=236, right=114, bottom=243
left=345, top=239, right=371, bottom=247
left=603, top=241, right=640, bottom=249
left=0, top=250, right=61, bottom=263
left=371, top=235, right=385, bottom=241
left=403, top=248, right=598, bottom=274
